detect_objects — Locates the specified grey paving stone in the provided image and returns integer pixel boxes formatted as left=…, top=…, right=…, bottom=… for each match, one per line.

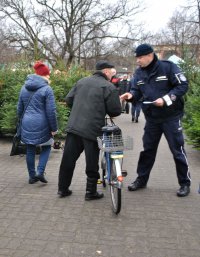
left=0, top=114, right=200, bottom=257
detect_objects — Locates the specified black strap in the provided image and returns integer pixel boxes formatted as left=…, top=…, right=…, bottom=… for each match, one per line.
left=21, top=92, right=35, bottom=118
left=17, top=91, right=36, bottom=136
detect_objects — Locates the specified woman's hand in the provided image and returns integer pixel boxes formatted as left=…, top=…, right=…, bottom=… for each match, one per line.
left=51, top=131, right=58, bottom=136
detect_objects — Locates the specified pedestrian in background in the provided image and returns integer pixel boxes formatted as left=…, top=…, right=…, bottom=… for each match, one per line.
left=119, top=74, right=130, bottom=113
left=110, top=68, right=121, bottom=91
left=17, top=61, right=58, bottom=184
left=120, top=43, right=191, bottom=197
left=131, top=98, right=142, bottom=122
left=58, top=60, right=121, bottom=200
left=128, top=77, right=142, bottom=122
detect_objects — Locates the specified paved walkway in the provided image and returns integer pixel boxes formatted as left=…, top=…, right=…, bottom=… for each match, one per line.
left=0, top=113, right=200, bottom=257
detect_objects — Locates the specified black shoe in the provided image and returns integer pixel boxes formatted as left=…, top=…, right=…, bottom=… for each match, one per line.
left=85, top=191, right=104, bottom=201
left=58, top=189, right=72, bottom=198
left=177, top=185, right=190, bottom=197
left=29, top=177, right=39, bottom=184
left=132, top=117, right=135, bottom=122
left=128, top=179, right=147, bottom=191
left=135, top=118, right=138, bottom=123
left=36, top=174, right=48, bottom=183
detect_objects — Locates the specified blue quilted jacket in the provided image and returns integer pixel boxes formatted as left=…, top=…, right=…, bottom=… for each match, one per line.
left=17, top=74, right=58, bottom=145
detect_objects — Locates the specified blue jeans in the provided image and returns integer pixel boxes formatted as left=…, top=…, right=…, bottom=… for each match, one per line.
left=131, top=102, right=142, bottom=119
left=26, top=145, right=51, bottom=178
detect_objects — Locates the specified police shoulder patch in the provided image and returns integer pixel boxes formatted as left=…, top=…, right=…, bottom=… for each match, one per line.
left=179, top=73, right=187, bottom=82
left=170, top=94, right=176, bottom=101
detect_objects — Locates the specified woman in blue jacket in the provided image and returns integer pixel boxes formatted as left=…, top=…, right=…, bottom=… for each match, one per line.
left=17, top=61, right=58, bottom=184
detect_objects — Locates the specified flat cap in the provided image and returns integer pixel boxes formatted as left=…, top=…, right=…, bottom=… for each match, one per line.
left=134, top=44, right=154, bottom=57
left=95, top=60, right=115, bottom=70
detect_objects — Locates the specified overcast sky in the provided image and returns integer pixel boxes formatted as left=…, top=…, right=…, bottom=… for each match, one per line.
left=143, top=0, right=187, bottom=32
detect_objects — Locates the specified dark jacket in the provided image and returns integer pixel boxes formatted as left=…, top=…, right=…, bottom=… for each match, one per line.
left=17, top=74, right=58, bottom=145
left=119, top=79, right=130, bottom=95
left=130, top=57, right=188, bottom=122
left=111, top=76, right=121, bottom=89
left=66, top=71, right=122, bottom=141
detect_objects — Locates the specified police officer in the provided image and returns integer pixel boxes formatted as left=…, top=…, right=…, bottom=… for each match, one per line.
left=120, top=43, right=191, bottom=197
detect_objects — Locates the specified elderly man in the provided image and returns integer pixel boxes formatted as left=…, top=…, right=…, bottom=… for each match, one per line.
left=58, top=60, right=121, bottom=200
left=120, top=43, right=191, bottom=197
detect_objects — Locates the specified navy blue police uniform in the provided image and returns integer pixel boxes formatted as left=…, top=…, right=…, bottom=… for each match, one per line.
left=129, top=55, right=191, bottom=189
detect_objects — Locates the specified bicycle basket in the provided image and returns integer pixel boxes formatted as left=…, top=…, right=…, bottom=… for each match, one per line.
left=97, top=135, right=133, bottom=152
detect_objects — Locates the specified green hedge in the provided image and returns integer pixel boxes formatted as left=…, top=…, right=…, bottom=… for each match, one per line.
left=1, top=62, right=199, bottom=148
left=0, top=66, right=90, bottom=138
left=182, top=67, right=200, bottom=149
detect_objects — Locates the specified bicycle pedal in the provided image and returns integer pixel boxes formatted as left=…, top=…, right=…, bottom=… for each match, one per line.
left=122, top=171, right=128, bottom=177
left=97, top=180, right=102, bottom=184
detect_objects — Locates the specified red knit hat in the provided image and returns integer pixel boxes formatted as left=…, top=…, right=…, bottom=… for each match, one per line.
left=33, top=61, right=50, bottom=76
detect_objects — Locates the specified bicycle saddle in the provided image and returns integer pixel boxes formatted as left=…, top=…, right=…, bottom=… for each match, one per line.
left=101, top=125, right=120, bottom=133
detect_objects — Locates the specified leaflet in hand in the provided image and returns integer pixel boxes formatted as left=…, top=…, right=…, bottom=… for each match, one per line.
left=143, top=101, right=156, bottom=104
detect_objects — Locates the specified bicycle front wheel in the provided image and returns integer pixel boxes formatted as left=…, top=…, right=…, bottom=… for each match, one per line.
left=110, top=159, right=122, bottom=214
left=101, top=154, right=107, bottom=187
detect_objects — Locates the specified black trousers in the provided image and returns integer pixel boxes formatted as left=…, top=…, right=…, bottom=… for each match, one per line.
left=136, top=117, right=191, bottom=186
left=58, top=133, right=100, bottom=192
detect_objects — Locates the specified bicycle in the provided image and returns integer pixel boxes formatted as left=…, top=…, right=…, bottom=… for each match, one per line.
left=97, top=117, right=133, bottom=214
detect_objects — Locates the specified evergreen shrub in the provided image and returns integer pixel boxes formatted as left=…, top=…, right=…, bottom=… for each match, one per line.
left=0, top=66, right=90, bottom=138
left=181, top=61, right=200, bottom=149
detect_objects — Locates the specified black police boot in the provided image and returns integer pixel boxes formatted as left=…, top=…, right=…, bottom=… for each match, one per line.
left=85, top=178, right=104, bottom=200
left=57, top=189, right=72, bottom=198
left=128, top=178, right=147, bottom=191
left=177, top=185, right=190, bottom=197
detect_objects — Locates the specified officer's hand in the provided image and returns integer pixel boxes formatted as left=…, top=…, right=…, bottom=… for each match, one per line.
left=120, top=93, right=133, bottom=100
left=153, top=98, right=164, bottom=107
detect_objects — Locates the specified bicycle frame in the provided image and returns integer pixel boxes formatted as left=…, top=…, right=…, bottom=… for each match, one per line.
left=104, top=150, right=123, bottom=188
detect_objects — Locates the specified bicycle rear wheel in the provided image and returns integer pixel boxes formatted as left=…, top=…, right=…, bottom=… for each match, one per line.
left=110, top=159, right=122, bottom=214
left=102, top=169, right=106, bottom=187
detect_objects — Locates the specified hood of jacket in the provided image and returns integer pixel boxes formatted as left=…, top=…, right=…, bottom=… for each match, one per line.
left=24, top=74, right=49, bottom=91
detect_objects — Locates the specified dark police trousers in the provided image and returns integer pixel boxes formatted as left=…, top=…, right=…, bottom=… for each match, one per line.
left=58, top=133, right=100, bottom=192
left=136, top=117, right=191, bottom=186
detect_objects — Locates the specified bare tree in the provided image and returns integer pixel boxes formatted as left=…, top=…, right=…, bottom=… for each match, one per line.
left=0, top=26, right=20, bottom=65
left=0, top=0, right=145, bottom=67
left=150, top=6, right=200, bottom=61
